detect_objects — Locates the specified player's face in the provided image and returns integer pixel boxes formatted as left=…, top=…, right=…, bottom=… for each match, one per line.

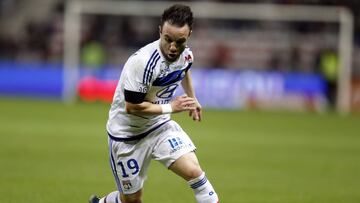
left=159, top=21, right=191, bottom=63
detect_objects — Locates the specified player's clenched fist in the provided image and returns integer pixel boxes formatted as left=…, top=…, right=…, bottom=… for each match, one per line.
left=170, top=94, right=196, bottom=113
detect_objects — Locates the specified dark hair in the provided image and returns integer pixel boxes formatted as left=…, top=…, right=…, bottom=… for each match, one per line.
left=160, top=4, right=193, bottom=30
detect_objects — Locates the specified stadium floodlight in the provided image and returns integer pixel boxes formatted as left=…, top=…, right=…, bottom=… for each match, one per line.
left=64, top=0, right=353, bottom=114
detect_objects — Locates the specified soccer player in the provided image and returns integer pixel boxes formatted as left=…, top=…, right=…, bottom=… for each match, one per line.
left=90, top=4, right=219, bottom=203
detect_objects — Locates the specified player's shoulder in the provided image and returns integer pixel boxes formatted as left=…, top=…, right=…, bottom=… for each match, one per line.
left=134, top=40, right=160, bottom=61
left=125, top=40, right=159, bottom=68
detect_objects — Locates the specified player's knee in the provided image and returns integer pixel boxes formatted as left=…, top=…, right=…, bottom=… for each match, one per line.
left=121, top=192, right=142, bottom=203
left=186, top=167, right=203, bottom=180
left=122, top=197, right=142, bottom=203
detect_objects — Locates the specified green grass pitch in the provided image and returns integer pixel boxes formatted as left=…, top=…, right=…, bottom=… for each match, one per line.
left=0, top=98, right=360, bottom=203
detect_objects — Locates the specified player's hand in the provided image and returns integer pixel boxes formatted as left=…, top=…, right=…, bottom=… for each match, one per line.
left=189, top=99, right=202, bottom=122
left=170, top=94, right=196, bottom=113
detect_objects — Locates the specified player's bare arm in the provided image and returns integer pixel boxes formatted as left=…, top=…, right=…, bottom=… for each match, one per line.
left=181, top=71, right=202, bottom=121
left=125, top=95, right=196, bottom=115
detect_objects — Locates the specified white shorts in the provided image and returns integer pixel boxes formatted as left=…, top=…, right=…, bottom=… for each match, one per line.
left=108, top=120, right=196, bottom=194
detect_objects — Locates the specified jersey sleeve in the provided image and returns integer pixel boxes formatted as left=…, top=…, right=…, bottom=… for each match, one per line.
left=123, top=55, right=149, bottom=94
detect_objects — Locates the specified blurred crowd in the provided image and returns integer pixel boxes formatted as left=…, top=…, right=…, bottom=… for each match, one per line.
left=1, top=0, right=360, bottom=75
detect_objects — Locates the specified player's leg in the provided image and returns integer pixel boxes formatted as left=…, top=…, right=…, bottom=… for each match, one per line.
left=94, top=138, right=151, bottom=203
left=95, top=191, right=120, bottom=203
left=168, top=151, right=202, bottom=180
left=121, top=190, right=142, bottom=203
left=96, top=190, right=142, bottom=203
left=169, top=152, right=219, bottom=203
left=152, top=121, right=219, bottom=203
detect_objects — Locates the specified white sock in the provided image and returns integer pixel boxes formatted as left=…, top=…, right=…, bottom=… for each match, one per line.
left=99, top=191, right=121, bottom=203
left=188, top=172, right=219, bottom=203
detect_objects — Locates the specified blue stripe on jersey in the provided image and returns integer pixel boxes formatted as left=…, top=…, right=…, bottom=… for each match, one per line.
left=145, top=53, right=160, bottom=85
left=146, top=54, right=161, bottom=84
left=142, top=50, right=158, bottom=84
left=153, top=63, right=192, bottom=86
left=145, top=53, right=160, bottom=84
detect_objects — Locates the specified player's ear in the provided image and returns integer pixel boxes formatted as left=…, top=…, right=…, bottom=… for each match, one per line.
left=159, top=25, right=162, bottom=36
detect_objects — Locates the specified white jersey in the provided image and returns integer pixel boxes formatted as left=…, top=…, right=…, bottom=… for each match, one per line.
left=107, top=39, right=194, bottom=140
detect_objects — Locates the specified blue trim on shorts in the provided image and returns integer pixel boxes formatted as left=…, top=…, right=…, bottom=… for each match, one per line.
left=108, top=120, right=171, bottom=142
left=109, top=139, right=123, bottom=193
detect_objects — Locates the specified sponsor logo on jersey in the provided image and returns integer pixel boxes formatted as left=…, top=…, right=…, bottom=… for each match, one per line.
left=168, top=137, right=193, bottom=154
left=156, top=84, right=178, bottom=99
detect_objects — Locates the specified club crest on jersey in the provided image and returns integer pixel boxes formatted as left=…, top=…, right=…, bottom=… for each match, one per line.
left=159, top=62, right=170, bottom=78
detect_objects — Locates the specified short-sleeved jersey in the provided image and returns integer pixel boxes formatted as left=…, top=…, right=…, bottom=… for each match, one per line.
left=107, top=39, right=194, bottom=140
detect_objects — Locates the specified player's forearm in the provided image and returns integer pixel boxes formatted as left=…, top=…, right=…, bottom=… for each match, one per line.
left=126, top=95, right=196, bottom=116
left=181, top=71, right=196, bottom=98
left=125, top=101, right=164, bottom=115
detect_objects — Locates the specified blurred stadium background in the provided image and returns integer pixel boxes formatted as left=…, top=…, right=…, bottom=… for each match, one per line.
left=0, top=0, right=360, bottom=203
